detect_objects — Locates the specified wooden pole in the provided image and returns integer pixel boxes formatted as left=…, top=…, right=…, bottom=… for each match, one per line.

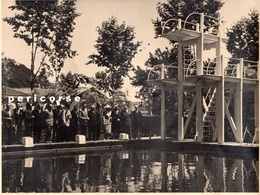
left=178, top=42, right=184, bottom=141
left=234, top=58, right=243, bottom=143
left=216, top=55, right=225, bottom=144
left=161, top=84, right=166, bottom=140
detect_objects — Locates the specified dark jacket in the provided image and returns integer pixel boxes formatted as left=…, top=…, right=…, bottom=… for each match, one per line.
left=88, top=108, right=100, bottom=127
left=132, top=109, right=143, bottom=128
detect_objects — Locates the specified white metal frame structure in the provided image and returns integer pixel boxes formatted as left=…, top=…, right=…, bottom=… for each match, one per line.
left=148, top=13, right=259, bottom=144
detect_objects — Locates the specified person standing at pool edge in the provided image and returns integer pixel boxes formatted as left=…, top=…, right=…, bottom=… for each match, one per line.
left=132, top=105, right=143, bottom=140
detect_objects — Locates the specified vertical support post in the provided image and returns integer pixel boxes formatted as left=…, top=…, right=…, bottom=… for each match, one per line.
left=196, top=23, right=200, bottom=32
left=216, top=55, right=225, bottom=144
left=200, top=13, right=204, bottom=33
left=177, top=19, right=182, bottom=30
left=254, top=61, right=260, bottom=143
left=161, top=62, right=166, bottom=140
left=234, top=59, right=243, bottom=143
left=236, top=58, right=243, bottom=78
left=196, top=82, right=203, bottom=142
left=161, top=63, right=165, bottom=79
left=256, top=61, right=260, bottom=81
left=196, top=13, right=204, bottom=75
left=178, top=42, right=184, bottom=141
left=215, top=19, right=223, bottom=76
left=161, top=84, right=166, bottom=140
left=216, top=47, right=221, bottom=76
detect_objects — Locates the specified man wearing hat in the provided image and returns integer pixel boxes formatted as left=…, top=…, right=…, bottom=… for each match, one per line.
left=13, top=102, right=24, bottom=144
left=79, top=103, right=89, bottom=139
left=120, top=105, right=131, bottom=137
left=132, top=105, right=143, bottom=139
left=111, top=104, right=121, bottom=139
left=32, top=103, right=44, bottom=143
left=88, top=104, right=100, bottom=141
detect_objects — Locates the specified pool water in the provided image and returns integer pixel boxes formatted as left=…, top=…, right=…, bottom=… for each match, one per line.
left=2, top=149, right=259, bottom=192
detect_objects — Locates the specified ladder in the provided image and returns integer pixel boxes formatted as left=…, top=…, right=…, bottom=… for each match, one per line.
left=183, top=45, right=196, bottom=76
left=202, top=88, right=217, bottom=142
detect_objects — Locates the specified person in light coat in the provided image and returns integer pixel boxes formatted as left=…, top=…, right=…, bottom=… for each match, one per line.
left=103, top=105, right=112, bottom=139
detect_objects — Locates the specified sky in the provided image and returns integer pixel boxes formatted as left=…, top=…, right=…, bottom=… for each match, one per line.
left=1, top=0, right=259, bottom=101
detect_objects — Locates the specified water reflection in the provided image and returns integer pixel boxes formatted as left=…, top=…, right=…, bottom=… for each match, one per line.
left=2, top=150, right=258, bottom=192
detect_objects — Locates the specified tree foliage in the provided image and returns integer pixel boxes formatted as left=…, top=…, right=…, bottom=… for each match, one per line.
left=2, top=54, right=52, bottom=88
left=87, top=17, right=141, bottom=95
left=226, top=9, right=259, bottom=61
left=58, top=71, right=90, bottom=93
left=2, top=54, right=14, bottom=88
left=3, top=0, right=80, bottom=90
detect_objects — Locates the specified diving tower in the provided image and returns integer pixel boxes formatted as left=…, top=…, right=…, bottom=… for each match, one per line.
left=147, top=13, right=259, bottom=144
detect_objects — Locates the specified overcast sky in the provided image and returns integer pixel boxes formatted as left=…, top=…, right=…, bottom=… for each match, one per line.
left=1, top=0, right=259, bottom=100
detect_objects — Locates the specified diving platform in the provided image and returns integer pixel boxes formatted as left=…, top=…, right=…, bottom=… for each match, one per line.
left=148, top=13, right=259, bottom=146
left=161, top=28, right=228, bottom=47
left=148, top=76, right=258, bottom=92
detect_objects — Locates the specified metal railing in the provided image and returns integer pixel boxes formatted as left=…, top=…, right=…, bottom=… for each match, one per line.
left=147, top=57, right=258, bottom=82
left=161, top=13, right=224, bottom=36
left=147, top=63, right=178, bottom=81
left=224, top=57, right=258, bottom=79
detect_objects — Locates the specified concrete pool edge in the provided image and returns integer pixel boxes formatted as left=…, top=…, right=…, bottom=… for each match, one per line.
left=2, top=138, right=259, bottom=159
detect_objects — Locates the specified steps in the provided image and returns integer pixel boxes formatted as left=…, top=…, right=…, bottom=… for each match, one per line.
left=202, top=88, right=216, bottom=142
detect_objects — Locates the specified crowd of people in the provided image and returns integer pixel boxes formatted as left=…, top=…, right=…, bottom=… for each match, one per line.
left=2, top=100, right=143, bottom=145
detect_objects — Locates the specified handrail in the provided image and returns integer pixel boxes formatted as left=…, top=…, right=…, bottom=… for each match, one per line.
left=205, top=87, right=212, bottom=102
left=184, top=13, right=220, bottom=30
left=161, top=18, right=179, bottom=34
left=184, top=59, right=200, bottom=76
left=165, top=64, right=178, bottom=69
left=183, top=12, right=201, bottom=29
left=147, top=63, right=178, bottom=81
left=243, top=59, right=259, bottom=64
left=204, top=58, right=220, bottom=75
left=147, top=57, right=258, bottom=81
left=223, top=57, right=258, bottom=79
left=161, top=13, right=221, bottom=35
left=147, top=65, right=162, bottom=81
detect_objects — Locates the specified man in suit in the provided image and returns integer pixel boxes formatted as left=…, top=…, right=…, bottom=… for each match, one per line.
left=132, top=105, right=143, bottom=139
left=111, top=105, right=121, bottom=139
left=32, top=103, right=44, bottom=143
left=88, top=104, right=100, bottom=141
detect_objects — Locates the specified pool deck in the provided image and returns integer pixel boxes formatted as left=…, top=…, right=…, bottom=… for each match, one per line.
left=2, top=137, right=259, bottom=159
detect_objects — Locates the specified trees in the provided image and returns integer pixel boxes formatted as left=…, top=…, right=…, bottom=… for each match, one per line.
left=2, top=54, right=32, bottom=88
left=2, top=54, right=14, bottom=88
left=226, top=9, right=259, bottom=61
left=58, top=71, right=89, bottom=93
left=2, top=53, right=52, bottom=88
left=87, top=17, right=141, bottom=97
left=3, top=0, right=80, bottom=90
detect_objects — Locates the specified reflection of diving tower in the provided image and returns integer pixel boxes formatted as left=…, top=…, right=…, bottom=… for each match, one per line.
left=148, top=13, right=259, bottom=144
